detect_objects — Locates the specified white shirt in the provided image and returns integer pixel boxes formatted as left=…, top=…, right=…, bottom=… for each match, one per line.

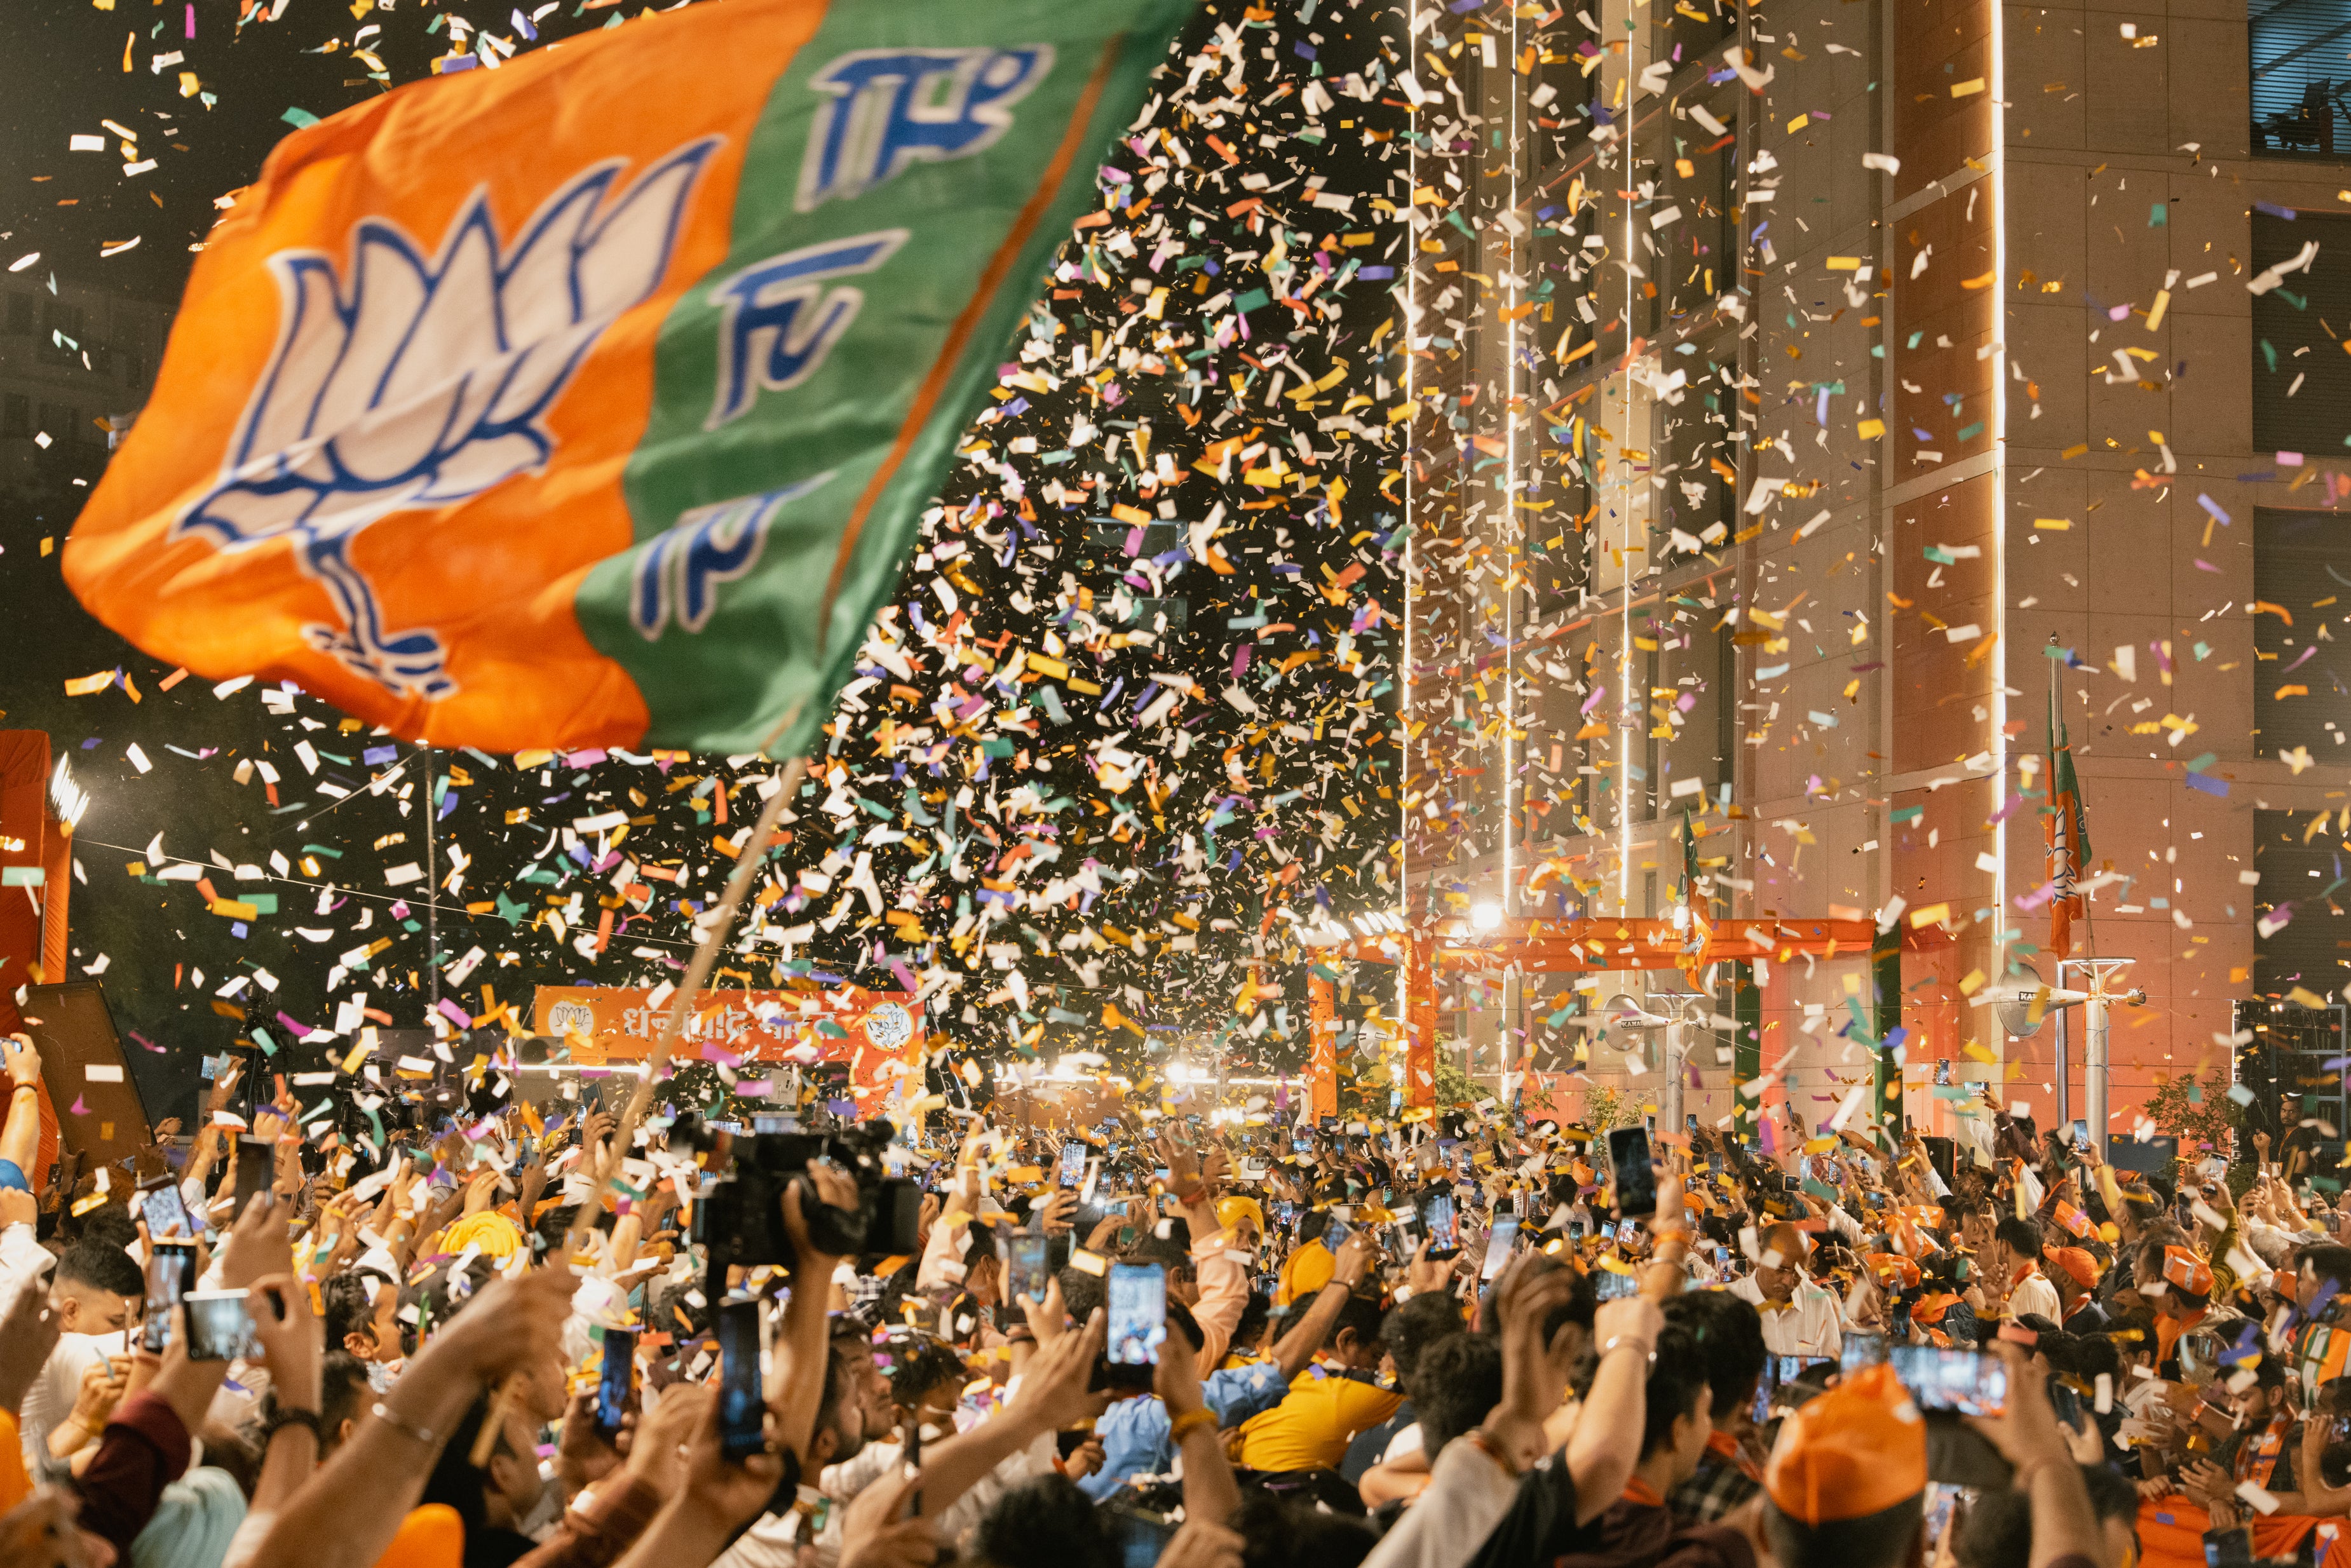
left=2004, top=1267, right=2063, bottom=1325
left=0, top=1223, right=53, bottom=1303
left=1730, top=1275, right=1844, bottom=1359
left=22, top=1329, right=132, bottom=1480
left=1358, top=1433, right=1523, bottom=1568
left=709, top=1422, right=1054, bottom=1568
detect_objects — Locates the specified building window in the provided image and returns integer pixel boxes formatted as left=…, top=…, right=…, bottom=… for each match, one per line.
left=3, top=294, right=31, bottom=335
left=1, top=396, right=25, bottom=438
left=2254, top=808, right=2351, bottom=999
left=2252, top=212, right=2351, bottom=452
left=1654, top=0, right=1735, bottom=73
left=37, top=402, right=75, bottom=443
left=2253, top=0, right=2351, bottom=156
left=2255, top=507, right=2351, bottom=755
left=1650, top=77, right=1740, bottom=330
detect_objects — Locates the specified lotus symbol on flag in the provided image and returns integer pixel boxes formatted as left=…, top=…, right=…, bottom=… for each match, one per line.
left=176, top=138, right=720, bottom=701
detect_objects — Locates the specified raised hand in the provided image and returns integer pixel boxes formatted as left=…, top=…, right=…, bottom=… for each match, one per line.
left=0, top=1278, right=60, bottom=1416
left=220, top=1190, right=294, bottom=1290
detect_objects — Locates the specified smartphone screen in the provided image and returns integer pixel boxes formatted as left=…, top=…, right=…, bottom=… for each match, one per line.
left=1003, top=1233, right=1051, bottom=1304
left=1322, top=1216, right=1352, bottom=1252
left=233, top=1138, right=273, bottom=1220
left=1594, top=1269, right=1640, bottom=1303
left=2050, top=1381, right=2083, bottom=1430
left=1058, top=1143, right=1087, bottom=1188
left=1839, top=1333, right=1889, bottom=1373
left=182, top=1289, right=255, bottom=1362
left=1107, top=1262, right=1167, bottom=1371
left=142, top=1243, right=198, bottom=1353
left=717, top=1299, right=766, bottom=1461
left=1421, top=1193, right=1460, bottom=1257
left=140, top=1180, right=193, bottom=1241
left=596, top=1328, right=637, bottom=1438
left=1752, top=1354, right=1777, bottom=1425
left=2072, top=1119, right=2090, bottom=1147
left=1888, top=1345, right=2007, bottom=1416
left=1482, top=1215, right=1521, bottom=1279
left=1608, top=1127, right=1658, bottom=1218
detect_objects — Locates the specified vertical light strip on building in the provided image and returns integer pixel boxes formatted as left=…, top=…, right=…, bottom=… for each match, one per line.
left=1400, top=0, right=1418, bottom=1028
left=1616, top=66, right=1637, bottom=916
left=1503, top=8, right=1521, bottom=919
left=1989, top=0, right=2009, bottom=975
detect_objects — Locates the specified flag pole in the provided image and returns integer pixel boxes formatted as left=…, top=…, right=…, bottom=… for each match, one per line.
left=2049, top=637, right=2071, bottom=1131
left=469, top=743, right=806, bottom=1465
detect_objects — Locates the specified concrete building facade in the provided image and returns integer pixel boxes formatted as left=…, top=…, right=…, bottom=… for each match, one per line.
left=1390, top=0, right=2349, bottom=1150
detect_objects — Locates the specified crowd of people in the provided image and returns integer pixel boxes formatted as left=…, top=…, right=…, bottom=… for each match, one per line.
left=0, top=1024, right=2336, bottom=1568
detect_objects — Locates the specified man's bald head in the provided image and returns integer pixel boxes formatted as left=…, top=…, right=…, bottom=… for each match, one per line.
left=1755, top=1222, right=1810, bottom=1304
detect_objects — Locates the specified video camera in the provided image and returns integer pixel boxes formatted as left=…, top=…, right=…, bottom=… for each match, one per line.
left=679, top=1113, right=924, bottom=1279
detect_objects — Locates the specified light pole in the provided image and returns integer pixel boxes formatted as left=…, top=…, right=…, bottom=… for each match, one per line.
left=1602, top=990, right=1707, bottom=1132
left=1996, top=961, right=2144, bottom=1158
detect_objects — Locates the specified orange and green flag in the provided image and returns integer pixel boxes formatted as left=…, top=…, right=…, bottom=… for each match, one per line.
left=64, top=0, right=1191, bottom=754
left=2046, top=683, right=2091, bottom=957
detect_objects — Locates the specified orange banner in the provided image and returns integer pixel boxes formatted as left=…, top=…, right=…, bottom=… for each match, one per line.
left=1406, top=934, right=1437, bottom=1109
left=1309, top=974, right=1338, bottom=1119
left=533, top=983, right=923, bottom=1116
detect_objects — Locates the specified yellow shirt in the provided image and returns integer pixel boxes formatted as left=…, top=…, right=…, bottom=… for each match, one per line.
left=1233, top=1362, right=1404, bottom=1473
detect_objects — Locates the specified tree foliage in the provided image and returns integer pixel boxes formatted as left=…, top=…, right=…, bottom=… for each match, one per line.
left=2142, top=1068, right=2243, bottom=1160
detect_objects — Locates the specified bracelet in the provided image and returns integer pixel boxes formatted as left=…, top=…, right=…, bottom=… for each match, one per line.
left=372, top=1402, right=437, bottom=1447
left=1168, top=1408, right=1218, bottom=1443
left=263, top=1407, right=323, bottom=1443
left=1601, top=1335, right=1657, bottom=1359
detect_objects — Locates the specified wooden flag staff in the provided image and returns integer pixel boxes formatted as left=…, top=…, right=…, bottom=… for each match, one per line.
left=470, top=751, right=808, bottom=1464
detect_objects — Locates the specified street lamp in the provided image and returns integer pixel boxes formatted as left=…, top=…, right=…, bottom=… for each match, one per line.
left=1470, top=902, right=1503, bottom=931
left=1602, top=991, right=1708, bottom=1130
left=1995, top=971, right=2144, bottom=1158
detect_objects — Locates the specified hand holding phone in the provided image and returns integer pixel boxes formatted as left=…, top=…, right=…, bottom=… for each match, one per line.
left=1608, top=1127, right=1658, bottom=1219
left=182, top=1289, right=257, bottom=1362
left=596, top=1328, right=639, bottom=1439
left=1419, top=1192, right=1460, bottom=1259
left=1101, top=1262, right=1165, bottom=1392
left=1003, top=1234, right=1052, bottom=1306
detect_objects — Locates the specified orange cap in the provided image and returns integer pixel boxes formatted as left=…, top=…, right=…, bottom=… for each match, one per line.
left=2045, top=1247, right=2099, bottom=1290
left=1764, top=1362, right=1928, bottom=1525
left=2162, top=1246, right=2214, bottom=1296
left=1864, top=1252, right=1922, bottom=1290
left=1911, top=1291, right=1960, bottom=1325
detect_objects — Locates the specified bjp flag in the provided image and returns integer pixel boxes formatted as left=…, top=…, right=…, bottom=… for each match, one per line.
left=64, top=0, right=1190, bottom=754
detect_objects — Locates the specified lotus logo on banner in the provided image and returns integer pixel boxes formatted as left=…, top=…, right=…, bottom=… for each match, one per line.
left=545, top=1001, right=597, bottom=1038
